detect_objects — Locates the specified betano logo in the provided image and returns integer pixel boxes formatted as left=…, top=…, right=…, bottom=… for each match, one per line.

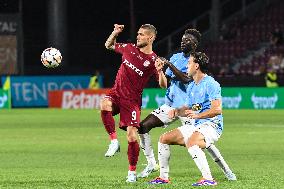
left=251, top=93, right=278, bottom=109
left=62, top=91, right=105, bottom=109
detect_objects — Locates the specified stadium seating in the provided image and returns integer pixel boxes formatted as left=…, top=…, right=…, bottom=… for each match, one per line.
left=203, top=1, right=284, bottom=76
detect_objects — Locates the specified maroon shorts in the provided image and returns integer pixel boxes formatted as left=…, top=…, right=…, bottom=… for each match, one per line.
left=104, top=90, right=141, bottom=131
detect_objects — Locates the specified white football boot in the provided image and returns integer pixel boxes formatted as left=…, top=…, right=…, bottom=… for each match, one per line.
left=225, top=171, right=237, bottom=181
left=126, top=171, right=137, bottom=183
left=104, top=141, right=120, bottom=157
left=137, top=164, right=159, bottom=178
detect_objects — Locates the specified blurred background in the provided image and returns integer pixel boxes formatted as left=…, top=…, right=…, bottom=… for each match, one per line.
left=0, top=0, right=283, bottom=109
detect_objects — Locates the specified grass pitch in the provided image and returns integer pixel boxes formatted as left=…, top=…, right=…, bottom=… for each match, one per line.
left=0, top=109, right=283, bottom=188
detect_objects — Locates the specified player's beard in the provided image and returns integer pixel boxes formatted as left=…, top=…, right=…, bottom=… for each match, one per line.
left=137, top=41, right=148, bottom=48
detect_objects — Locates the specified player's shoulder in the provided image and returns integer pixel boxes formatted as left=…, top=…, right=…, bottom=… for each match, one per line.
left=187, top=81, right=195, bottom=90
left=204, top=75, right=220, bottom=87
left=170, top=52, right=183, bottom=60
left=116, top=43, right=135, bottom=49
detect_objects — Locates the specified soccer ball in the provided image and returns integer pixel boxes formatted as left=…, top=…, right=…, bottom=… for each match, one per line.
left=41, top=47, right=62, bottom=68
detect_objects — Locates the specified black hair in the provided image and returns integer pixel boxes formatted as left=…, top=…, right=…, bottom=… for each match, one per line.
left=191, top=51, right=209, bottom=73
left=184, top=29, right=201, bottom=43
left=140, top=24, right=157, bottom=37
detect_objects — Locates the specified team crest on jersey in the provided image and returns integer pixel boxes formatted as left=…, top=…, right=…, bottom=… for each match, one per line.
left=143, top=60, right=150, bottom=67
left=192, top=103, right=202, bottom=111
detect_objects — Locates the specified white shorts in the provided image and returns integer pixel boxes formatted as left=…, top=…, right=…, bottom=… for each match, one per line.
left=178, top=121, right=221, bottom=148
left=151, top=104, right=194, bottom=128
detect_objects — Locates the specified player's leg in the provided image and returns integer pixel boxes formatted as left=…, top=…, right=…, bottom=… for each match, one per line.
left=137, top=114, right=163, bottom=178
left=187, top=123, right=219, bottom=186
left=138, top=105, right=175, bottom=178
left=149, top=127, right=185, bottom=184
left=119, top=100, right=141, bottom=182
left=100, top=96, right=120, bottom=157
left=126, top=126, right=140, bottom=183
left=206, top=144, right=237, bottom=180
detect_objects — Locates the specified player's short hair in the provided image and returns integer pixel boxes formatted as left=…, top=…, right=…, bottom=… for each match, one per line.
left=191, top=51, right=209, bottom=73
left=140, top=24, right=157, bottom=37
left=184, top=29, right=201, bottom=43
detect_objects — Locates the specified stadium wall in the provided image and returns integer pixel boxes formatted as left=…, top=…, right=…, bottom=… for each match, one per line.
left=48, top=88, right=284, bottom=110
left=1, top=75, right=90, bottom=107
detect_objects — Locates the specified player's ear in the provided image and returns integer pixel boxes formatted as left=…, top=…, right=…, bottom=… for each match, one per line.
left=195, top=63, right=200, bottom=70
left=150, top=34, right=155, bottom=41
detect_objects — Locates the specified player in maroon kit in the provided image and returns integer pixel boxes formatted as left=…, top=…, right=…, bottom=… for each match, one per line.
left=101, top=24, right=161, bottom=182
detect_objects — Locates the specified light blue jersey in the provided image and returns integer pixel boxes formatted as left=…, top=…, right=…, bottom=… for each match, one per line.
left=165, top=52, right=190, bottom=108
left=186, top=75, right=223, bottom=134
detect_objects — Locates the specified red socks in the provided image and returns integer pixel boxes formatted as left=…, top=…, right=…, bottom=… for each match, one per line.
left=101, top=110, right=117, bottom=140
left=128, top=141, right=140, bottom=171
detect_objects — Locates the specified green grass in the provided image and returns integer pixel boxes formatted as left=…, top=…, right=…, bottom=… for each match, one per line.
left=0, top=109, right=283, bottom=188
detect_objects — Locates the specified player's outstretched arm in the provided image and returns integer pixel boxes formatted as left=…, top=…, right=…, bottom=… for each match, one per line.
left=105, top=24, right=124, bottom=50
left=155, top=57, right=167, bottom=88
left=162, top=58, right=192, bottom=83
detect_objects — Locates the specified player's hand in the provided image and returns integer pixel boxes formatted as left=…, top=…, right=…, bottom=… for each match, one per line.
left=159, top=57, right=171, bottom=66
left=155, top=57, right=165, bottom=73
left=168, top=109, right=178, bottom=119
left=185, top=109, right=198, bottom=119
left=113, top=24, right=124, bottom=35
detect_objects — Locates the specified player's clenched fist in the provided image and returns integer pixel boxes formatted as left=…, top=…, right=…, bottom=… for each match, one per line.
left=113, top=24, right=124, bottom=35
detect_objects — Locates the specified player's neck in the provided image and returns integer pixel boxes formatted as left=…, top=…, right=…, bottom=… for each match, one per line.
left=139, top=45, right=153, bottom=54
left=183, top=52, right=190, bottom=57
left=193, top=72, right=206, bottom=84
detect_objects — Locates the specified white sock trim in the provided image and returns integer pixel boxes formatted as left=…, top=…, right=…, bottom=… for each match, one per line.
left=188, top=145, right=213, bottom=180
left=139, top=133, right=157, bottom=167
left=158, top=142, right=170, bottom=180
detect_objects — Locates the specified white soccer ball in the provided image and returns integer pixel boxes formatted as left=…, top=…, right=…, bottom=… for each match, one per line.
left=41, top=47, right=62, bottom=68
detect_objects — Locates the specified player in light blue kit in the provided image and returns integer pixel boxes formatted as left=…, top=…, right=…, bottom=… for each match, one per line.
left=138, top=29, right=236, bottom=182
left=138, top=29, right=200, bottom=177
left=149, top=52, right=235, bottom=186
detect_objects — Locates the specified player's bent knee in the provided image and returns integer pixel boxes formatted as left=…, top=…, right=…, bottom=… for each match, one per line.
left=127, top=127, right=138, bottom=142
left=127, top=134, right=137, bottom=142
left=159, top=134, right=169, bottom=144
left=187, top=140, right=197, bottom=148
left=187, top=138, right=205, bottom=148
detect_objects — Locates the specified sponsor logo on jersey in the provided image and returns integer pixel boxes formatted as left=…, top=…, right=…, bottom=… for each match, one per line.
left=123, top=58, right=143, bottom=76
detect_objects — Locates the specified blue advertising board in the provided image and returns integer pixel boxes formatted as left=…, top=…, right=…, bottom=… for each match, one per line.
left=2, top=76, right=90, bottom=107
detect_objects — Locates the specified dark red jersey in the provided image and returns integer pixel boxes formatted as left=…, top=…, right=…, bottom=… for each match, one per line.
left=112, top=43, right=158, bottom=104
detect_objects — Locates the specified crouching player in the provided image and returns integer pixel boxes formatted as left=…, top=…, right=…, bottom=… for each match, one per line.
left=150, top=52, right=236, bottom=186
